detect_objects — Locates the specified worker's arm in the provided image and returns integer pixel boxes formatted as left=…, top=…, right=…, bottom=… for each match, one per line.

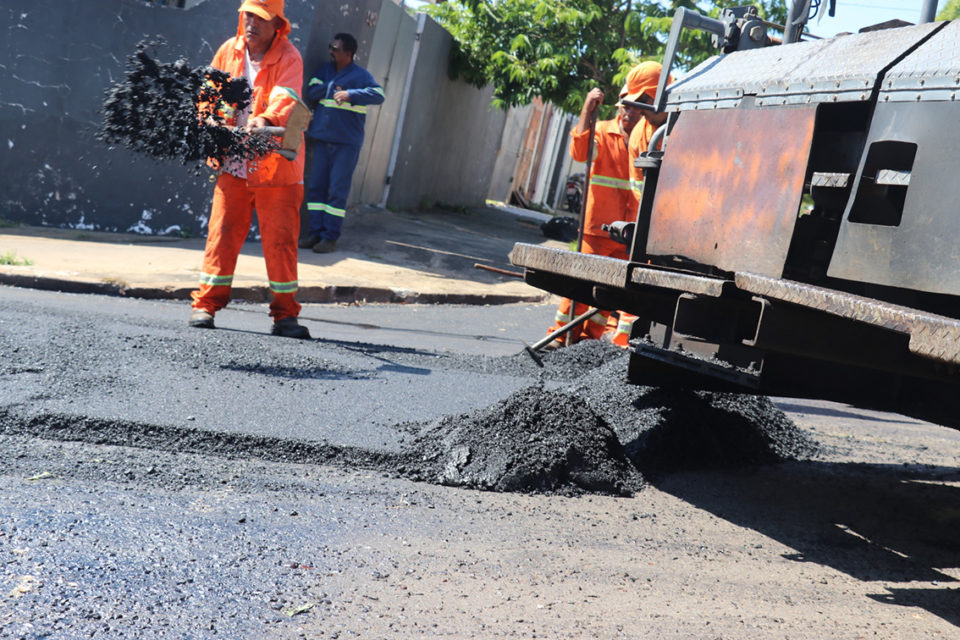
left=575, top=88, right=603, bottom=134
left=305, top=72, right=326, bottom=105
left=568, top=88, right=603, bottom=163
left=257, top=48, right=304, bottom=129
left=340, top=70, right=385, bottom=106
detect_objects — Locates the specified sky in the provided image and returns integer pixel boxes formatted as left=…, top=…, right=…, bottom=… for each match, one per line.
left=808, top=1, right=941, bottom=37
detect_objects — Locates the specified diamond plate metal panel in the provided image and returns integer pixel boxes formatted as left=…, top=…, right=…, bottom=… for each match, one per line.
left=509, top=244, right=630, bottom=289
left=758, top=22, right=942, bottom=105
left=811, top=172, right=851, bottom=188
left=735, top=271, right=960, bottom=365
left=881, top=20, right=960, bottom=102
left=875, top=169, right=911, bottom=186
left=664, top=38, right=831, bottom=111
left=629, top=264, right=729, bottom=297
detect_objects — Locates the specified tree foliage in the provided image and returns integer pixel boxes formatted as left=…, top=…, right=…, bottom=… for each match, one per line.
left=938, top=0, right=960, bottom=20
left=427, top=1, right=788, bottom=114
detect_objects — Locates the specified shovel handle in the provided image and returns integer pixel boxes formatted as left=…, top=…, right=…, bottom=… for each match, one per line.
left=242, top=127, right=296, bottom=159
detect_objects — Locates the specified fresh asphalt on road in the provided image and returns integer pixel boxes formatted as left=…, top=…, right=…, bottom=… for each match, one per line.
left=0, top=287, right=560, bottom=453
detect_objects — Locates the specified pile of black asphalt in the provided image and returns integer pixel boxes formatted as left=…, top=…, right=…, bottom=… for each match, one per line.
left=397, top=341, right=820, bottom=497
left=99, top=41, right=276, bottom=169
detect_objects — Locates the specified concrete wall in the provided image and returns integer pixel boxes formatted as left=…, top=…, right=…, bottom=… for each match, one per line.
left=351, top=0, right=416, bottom=206
left=384, top=15, right=510, bottom=210
left=0, top=0, right=316, bottom=234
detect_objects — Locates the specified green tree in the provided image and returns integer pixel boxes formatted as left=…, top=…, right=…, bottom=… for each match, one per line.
left=427, top=0, right=788, bottom=115
left=938, top=0, right=960, bottom=20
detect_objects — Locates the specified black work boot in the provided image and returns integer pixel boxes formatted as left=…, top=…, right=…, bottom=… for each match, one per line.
left=298, top=234, right=322, bottom=249
left=189, top=309, right=215, bottom=329
left=311, top=239, right=337, bottom=254
left=271, top=317, right=311, bottom=339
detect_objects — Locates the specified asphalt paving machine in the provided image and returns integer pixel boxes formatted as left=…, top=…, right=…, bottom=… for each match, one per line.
left=509, top=1, right=960, bottom=429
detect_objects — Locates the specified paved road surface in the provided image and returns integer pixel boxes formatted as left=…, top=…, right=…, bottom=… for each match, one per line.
left=2, top=286, right=959, bottom=639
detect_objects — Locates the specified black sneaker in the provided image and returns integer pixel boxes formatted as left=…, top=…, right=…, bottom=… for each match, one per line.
left=189, top=309, right=215, bottom=329
left=298, top=234, right=322, bottom=249
left=271, top=317, right=311, bottom=339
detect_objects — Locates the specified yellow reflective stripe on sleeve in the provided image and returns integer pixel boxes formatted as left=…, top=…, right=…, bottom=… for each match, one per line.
left=270, top=280, right=298, bottom=294
left=372, top=87, right=385, bottom=97
left=590, top=174, right=633, bottom=190
left=320, top=99, right=367, bottom=114
left=199, top=273, right=233, bottom=287
left=308, top=78, right=323, bottom=86
left=270, top=86, right=300, bottom=102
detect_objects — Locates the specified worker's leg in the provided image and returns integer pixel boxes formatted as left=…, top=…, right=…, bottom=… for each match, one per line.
left=547, top=297, right=585, bottom=345
left=318, top=143, right=361, bottom=242
left=254, top=183, right=304, bottom=320
left=191, top=174, right=254, bottom=314
left=578, top=235, right=626, bottom=340
left=612, top=312, right=637, bottom=347
left=305, top=142, right=333, bottom=238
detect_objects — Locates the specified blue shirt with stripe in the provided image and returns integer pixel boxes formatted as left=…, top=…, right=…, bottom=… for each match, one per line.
left=305, top=61, right=384, bottom=146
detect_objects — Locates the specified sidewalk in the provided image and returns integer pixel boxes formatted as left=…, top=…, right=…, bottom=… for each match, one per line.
left=0, top=204, right=564, bottom=305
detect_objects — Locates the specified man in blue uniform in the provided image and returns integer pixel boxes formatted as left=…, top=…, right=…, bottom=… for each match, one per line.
left=299, top=32, right=385, bottom=253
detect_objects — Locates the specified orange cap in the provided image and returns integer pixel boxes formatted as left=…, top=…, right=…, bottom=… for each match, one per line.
left=619, top=61, right=665, bottom=103
left=238, top=0, right=285, bottom=22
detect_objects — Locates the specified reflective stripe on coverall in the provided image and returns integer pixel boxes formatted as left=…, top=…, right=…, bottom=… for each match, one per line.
left=190, top=10, right=305, bottom=320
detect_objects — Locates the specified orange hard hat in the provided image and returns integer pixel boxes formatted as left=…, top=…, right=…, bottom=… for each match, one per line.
left=619, top=61, right=665, bottom=103
left=238, top=0, right=285, bottom=23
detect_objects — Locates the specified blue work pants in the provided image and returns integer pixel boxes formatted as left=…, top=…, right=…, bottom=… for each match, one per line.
left=306, top=141, right=362, bottom=241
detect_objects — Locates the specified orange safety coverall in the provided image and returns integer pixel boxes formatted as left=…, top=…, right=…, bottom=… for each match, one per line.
left=549, top=117, right=639, bottom=345
left=190, top=13, right=306, bottom=321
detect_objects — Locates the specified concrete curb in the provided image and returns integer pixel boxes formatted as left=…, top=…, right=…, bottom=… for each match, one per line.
left=0, top=274, right=548, bottom=306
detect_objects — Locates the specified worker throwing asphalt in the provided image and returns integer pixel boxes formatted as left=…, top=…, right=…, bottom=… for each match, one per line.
left=545, top=65, right=651, bottom=348
left=188, top=0, right=311, bottom=339
left=299, top=33, right=385, bottom=254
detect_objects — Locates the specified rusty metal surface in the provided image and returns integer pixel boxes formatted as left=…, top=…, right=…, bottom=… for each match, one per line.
left=646, top=107, right=816, bottom=277
left=629, top=264, right=729, bottom=297
left=735, top=271, right=960, bottom=365
left=509, top=244, right=630, bottom=289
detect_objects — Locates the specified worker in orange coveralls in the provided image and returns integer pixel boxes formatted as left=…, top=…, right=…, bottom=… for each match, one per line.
left=627, top=61, right=671, bottom=189
left=188, top=0, right=310, bottom=339
left=545, top=65, right=653, bottom=348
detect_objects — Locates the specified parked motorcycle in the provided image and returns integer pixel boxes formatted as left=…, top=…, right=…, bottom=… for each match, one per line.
left=564, top=172, right=584, bottom=214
